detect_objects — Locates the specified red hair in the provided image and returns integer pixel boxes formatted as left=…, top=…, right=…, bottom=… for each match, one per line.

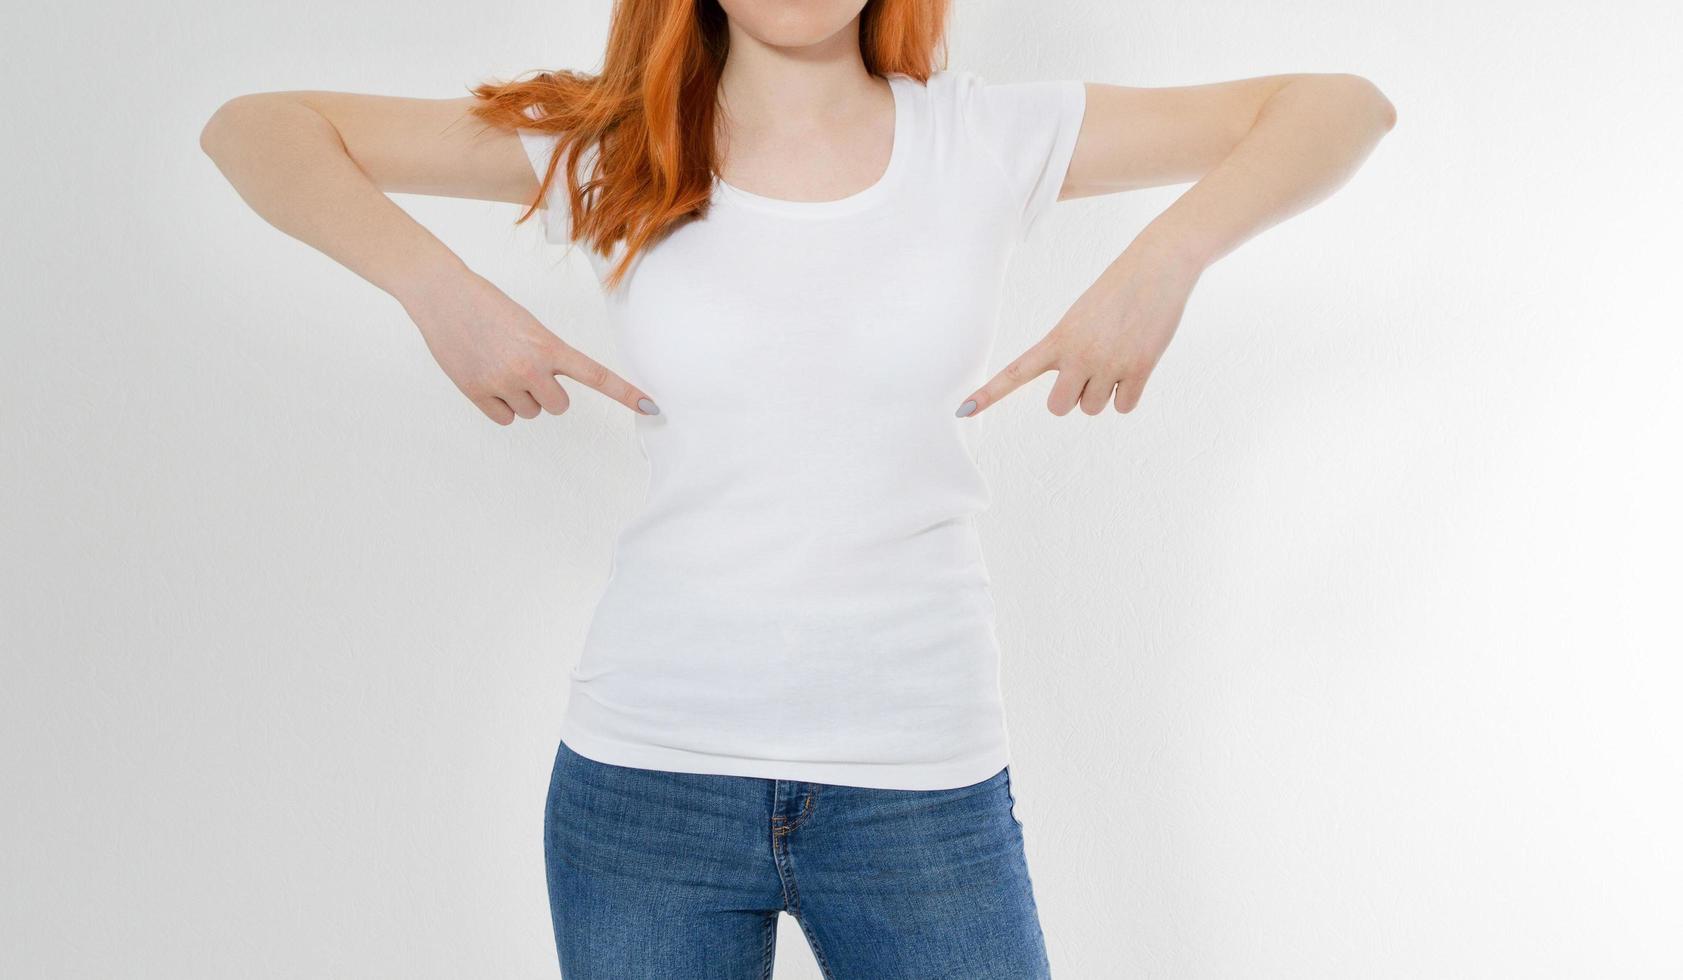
left=469, top=0, right=951, bottom=289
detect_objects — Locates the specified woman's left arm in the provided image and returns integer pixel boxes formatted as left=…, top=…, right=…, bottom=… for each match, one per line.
left=956, top=73, right=1397, bottom=419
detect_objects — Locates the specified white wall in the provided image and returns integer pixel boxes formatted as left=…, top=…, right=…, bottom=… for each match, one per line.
left=3, top=1, right=1678, bottom=977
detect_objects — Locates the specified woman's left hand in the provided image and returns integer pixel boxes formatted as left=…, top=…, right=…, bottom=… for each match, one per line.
left=955, top=241, right=1204, bottom=418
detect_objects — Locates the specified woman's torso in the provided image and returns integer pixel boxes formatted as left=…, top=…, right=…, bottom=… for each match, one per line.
left=516, top=69, right=1087, bottom=790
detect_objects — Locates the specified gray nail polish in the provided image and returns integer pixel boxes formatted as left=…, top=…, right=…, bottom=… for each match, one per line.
left=955, top=399, right=977, bottom=418
left=637, top=397, right=660, bottom=416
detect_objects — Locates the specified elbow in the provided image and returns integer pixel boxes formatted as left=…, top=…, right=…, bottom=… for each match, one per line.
left=1368, top=80, right=1398, bottom=132
left=199, top=93, right=275, bottom=161
left=199, top=98, right=238, bottom=161
left=1330, top=73, right=1397, bottom=133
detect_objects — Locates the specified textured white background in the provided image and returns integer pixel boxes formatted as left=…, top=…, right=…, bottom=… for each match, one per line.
left=3, top=1, right=1679, bottom=977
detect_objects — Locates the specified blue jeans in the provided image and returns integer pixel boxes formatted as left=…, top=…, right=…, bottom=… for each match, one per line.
left=544, top=737, right=1052, bottom=978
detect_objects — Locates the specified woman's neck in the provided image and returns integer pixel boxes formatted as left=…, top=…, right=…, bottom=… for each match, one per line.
left=716, top=15, right=881, bottom=135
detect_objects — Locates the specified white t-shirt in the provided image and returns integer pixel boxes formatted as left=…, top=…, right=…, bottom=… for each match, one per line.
left=516, top=69, right=1086, bottom=790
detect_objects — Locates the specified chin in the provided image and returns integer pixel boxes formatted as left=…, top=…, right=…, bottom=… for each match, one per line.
left=717, top=0, right=869, bottom=50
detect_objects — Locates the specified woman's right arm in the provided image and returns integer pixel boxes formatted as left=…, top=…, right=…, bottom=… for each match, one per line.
left=198, top=91, right=659, bottom=424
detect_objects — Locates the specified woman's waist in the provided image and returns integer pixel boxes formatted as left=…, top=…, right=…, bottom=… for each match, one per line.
left=605, top=510, right=991, bottom=596
left=575, top=578, right=1002, bottom=686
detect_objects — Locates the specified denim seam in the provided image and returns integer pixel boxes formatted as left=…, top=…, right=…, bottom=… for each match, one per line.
left=1003, top=767, right=1026, bottom=832
left=794, top=910, right=836, bottom=980
left=775, top=836, right=836, bottom=980
left=758, top=909, right=776, bottom=980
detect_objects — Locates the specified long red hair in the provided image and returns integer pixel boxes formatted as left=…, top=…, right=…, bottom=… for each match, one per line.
left=469, top=0, right=951, bottom=289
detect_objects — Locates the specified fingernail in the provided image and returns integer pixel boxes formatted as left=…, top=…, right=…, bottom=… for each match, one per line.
left=637, top=397, right=660, bottom=415
left=955, top=399, right=977, bottom=418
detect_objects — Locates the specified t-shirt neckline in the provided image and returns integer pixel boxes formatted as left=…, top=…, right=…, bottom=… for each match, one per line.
left=711, top=73, right=911, bottom=218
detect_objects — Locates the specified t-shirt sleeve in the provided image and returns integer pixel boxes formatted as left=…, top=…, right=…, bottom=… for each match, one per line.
left=955, top=72, right=1088, bottom=243
left=514, top=106, right=574, bottom=244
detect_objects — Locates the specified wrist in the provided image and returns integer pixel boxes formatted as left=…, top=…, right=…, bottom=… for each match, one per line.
left=1125, top=224, right=1212, bottom=283
left=390, top=251, right=475, bottom=312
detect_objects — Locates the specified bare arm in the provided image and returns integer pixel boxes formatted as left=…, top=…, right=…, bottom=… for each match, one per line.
left=199, top=92, right=660, bottom=424
left=198, top=93, right=532, bottom=303
left=958, top=72, right=1396, bottom=418
left=1062, top=72, right=1399, bottom=268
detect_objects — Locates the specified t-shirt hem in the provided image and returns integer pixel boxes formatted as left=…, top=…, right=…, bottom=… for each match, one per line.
left=557, top=716, right=1012, bottom=792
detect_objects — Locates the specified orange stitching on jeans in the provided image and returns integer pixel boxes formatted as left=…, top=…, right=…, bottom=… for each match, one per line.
left=784, top=786, right=817, bottom=833
left=772, top=784, right=819, bottom=840
left=772, top=787, right=817, bottom=837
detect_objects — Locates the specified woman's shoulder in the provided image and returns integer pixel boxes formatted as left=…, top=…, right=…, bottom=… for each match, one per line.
left=908, top=67, right=985, bottom=99
left=898, top=67, right=989, bottom=130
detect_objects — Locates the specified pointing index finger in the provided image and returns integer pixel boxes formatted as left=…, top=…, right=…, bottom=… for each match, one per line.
left=555, top=346, right=661, bottom=416
left=955, top=339, right=1056, bottom=418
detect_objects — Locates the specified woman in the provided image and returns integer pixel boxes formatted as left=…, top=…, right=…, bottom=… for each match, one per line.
left=200, top=0, right=1394, bottom=975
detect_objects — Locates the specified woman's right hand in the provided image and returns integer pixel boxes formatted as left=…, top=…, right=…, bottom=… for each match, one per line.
left=199, top=91, right=659, bottom=426
left=401, top=266, right=659, bottom=426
